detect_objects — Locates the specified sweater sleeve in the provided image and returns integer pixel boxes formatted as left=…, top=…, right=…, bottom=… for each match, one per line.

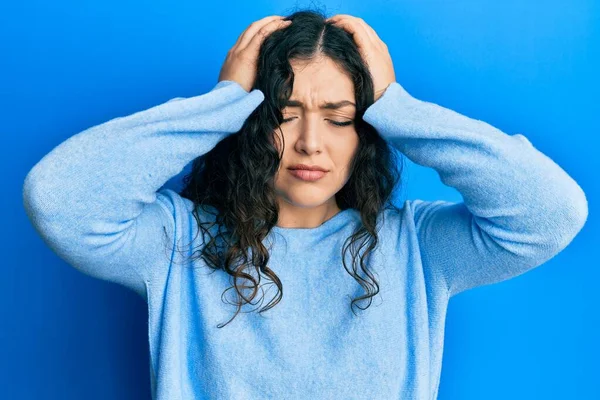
left=22, top=80, right=265, bottom=300
left=362, top=82, right=588, bottom=298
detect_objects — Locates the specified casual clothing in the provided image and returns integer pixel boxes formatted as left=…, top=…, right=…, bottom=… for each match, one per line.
left=23, top=79, right=587, bottom=399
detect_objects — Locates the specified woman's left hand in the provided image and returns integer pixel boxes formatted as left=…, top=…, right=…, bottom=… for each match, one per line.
left=327, top=15, right=396, bottom=102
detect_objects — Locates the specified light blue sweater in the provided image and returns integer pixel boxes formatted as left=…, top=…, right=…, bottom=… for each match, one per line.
left=23, top=79, right=588, bottom=399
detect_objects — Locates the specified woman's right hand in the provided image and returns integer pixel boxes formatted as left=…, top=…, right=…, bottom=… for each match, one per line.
left=218, top=15, right=292, bottom=93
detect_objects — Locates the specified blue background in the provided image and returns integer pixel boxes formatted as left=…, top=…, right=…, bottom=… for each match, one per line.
left=4, top=1, right=597, bottom=399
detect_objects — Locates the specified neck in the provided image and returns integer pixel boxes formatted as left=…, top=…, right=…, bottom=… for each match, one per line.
left=275, top=200, right=341, bottom=229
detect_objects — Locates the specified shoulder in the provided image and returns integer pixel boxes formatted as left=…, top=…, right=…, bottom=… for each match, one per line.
left=376, top=199, right=460, bottom=239
left=155, top=187, right=217, bottom=220
left=407, top=198, right=458, bottom=225
left=154, top=188, right=222, bottom=246
left=377, top=199, right=443, bottom=228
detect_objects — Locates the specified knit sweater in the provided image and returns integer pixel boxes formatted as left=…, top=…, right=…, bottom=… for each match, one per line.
left=22, top=79, right=588, bottom=400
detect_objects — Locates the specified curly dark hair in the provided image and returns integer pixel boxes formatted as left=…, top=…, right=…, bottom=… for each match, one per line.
left=177, top=9, right=404, bottom=328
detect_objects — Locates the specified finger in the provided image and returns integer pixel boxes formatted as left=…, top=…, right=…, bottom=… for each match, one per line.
left=234, top=15, right=285, bottom=50
left=327, top=14, right=354, bottom=22
left=355, top=18, right=388, bottom=50
left=356, top=18, right=379, bottom=45
left=241, top=18, right=291, bottom=53
left=332, top=16, right=388, bottom=54
left=235, top=15, right=285, bottom=49
left=328, top=17, right=375, bottom=52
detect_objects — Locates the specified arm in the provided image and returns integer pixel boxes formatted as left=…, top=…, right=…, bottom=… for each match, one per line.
left=22, top=80, right=265, bottom=300
left=362, top=82, right=588, bottom=297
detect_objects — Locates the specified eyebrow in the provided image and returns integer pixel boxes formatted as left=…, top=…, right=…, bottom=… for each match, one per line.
left=284, top=99, right=356, bottom=110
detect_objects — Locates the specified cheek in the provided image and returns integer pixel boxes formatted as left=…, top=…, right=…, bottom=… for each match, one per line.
left=338, top=134, right=360, bottom=165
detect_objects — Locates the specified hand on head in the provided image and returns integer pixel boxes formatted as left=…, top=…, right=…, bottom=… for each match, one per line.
left=218, top=15, right=292, bottom=93
left=219, top=14, right=395, bottom=101
left=327, top=15, right=396, bottom=102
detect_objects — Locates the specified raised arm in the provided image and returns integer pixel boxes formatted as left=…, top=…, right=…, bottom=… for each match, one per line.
left=22, top=80, right=265, bottom=299
left=328, top=14, right=588, bottom=298
left=22, top=16, right=292, bottom=301
left=363, top=81, right=588, bottom=297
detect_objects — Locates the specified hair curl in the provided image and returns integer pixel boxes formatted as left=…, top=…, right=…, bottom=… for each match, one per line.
left=177, top=9, right=404, bottom=328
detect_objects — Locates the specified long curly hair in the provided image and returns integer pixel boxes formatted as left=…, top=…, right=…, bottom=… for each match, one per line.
left=178, top=9, right=404, bottom=328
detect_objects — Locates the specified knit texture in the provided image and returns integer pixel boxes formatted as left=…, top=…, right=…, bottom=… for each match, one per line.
left=23, top=79, right=588, bottom=399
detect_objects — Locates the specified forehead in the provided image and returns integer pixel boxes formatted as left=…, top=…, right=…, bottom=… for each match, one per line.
left=288, top=57, right=355, bottom=104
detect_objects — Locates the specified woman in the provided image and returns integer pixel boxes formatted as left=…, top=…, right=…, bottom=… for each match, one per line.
left=23, top=10, right=587, bottom=400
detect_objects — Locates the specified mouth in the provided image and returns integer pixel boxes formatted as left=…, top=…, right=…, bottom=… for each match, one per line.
left=288, top=168, right=328, bottom=182
left=288, top=164, right=329, bottom=172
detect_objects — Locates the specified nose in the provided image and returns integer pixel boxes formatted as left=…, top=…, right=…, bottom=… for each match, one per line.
left=294, top=117, right=323, bottom=155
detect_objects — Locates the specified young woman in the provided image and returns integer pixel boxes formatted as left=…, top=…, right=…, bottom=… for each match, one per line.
left=23, top=10, right=587, bottom=400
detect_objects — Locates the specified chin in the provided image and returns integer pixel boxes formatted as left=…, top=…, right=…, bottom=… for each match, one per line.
left=276, top=190, right=333, bottom=208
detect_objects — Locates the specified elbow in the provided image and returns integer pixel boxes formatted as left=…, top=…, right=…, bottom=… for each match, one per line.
left=512, top=181, right=588, bottom=262
left=481, top=177, right=588, bottom=265
left=23, top=166, right=46, bottom=217
left=23, top=167, right=75, bottom=256
left=546, top=181, right=588, bottom=254
left=565, top=183, right=588, bottom=237
left=23, top=168, right=46, bottom=231
left=23, top=168, right=40, bottom=217
left=572, top=183, right=589, bottom=226
left=22, top=164, right=57, bottom=230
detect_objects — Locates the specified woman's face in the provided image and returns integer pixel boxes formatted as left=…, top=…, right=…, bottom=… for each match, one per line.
left=272, top=56, right=359, bottom=218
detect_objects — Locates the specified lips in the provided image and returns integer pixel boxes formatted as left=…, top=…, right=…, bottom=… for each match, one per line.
left=288, top=164, right=328, bottom=172
left=288, top=168, right=327, bottom=182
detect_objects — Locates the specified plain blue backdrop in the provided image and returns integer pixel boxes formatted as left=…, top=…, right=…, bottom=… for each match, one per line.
left=4, top=1, right=598, bottom=399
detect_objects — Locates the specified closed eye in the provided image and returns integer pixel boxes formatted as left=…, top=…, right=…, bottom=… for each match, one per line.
left=281, top=117, right=353, bottom=127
